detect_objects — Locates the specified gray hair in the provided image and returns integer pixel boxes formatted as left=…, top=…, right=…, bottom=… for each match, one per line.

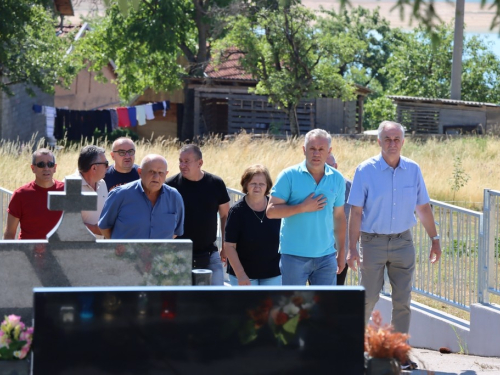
left=32, top=148, right=55, bottom=165
left=377, top=121, right=405, bottom=140
left=304, top=129, right=331, bottom=148
left=180, top=144, right=202, bottom=160
left=78, top=145, right=106, bottom=172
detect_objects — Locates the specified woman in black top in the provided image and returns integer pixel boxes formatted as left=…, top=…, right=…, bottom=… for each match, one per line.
left=225, top=164, right=281, bottom=286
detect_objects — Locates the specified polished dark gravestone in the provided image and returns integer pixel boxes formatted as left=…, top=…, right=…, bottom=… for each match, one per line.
left=0, top=177, right=192, bottom=323
left=33, top=286, right=366, bottom=375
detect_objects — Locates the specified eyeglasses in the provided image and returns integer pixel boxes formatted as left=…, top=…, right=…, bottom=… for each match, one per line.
left=112, top=149, right=135, bottom=157
left=92, top=161, right=109, bottom=168
left=34, top=161, right=55, bottom=168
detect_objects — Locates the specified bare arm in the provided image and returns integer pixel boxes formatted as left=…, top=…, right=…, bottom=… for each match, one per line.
left=333, top=205, right=347, bottom=274
left=266, top=194, right=327, bottom=219
left=224, top=242, right=251, bottom=285
left=218, top=202, right=230, bottom=263
left=3, top=213, right=20, bottom=239
left=100, top=228, right=112, bottom=240
left=85, top=223, right=102, bottom=236
left=347, top=206, right=363, bottom=271
left=416, top=203, right=441, bottom=263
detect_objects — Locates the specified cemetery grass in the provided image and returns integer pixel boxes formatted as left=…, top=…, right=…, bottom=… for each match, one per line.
left=0, top=134, right=499, bottom=210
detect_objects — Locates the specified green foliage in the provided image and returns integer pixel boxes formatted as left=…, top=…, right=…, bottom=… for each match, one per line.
left=449, top=156, right=470, bottom=201
left=385, top=23, right=500, bottom=103
left=214, top=2, right=355, bottom=136
left=363, top=95, right=396, bottom=130
left=0, top=0, right=82, bottom=96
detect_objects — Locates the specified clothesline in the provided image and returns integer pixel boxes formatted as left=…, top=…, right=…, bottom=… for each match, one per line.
left=32, top=101, right=170, bottom=141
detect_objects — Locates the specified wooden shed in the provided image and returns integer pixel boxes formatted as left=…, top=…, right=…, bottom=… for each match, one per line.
left=389, top=95, right=500, bottom=135
left=130, top=52, right=370, bottom=140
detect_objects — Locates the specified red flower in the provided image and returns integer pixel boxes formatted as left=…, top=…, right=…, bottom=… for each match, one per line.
left=274, top=311, right=289, bottom=326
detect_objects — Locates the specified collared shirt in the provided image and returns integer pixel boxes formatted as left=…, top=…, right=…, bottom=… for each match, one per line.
left=270, top=160, right=345, bottom=258
left=68, top=171, right=108, bottom=239
left=347, top=154, right=430, bottom=234
left=98, top=180, right=184, bottom=239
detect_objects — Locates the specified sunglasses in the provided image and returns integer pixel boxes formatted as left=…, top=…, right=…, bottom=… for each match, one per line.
left=112, top=149, right=135, bottom=157
left=92, top=161, right=110, bottom=168
left=34, top=161, right=55, bottom=168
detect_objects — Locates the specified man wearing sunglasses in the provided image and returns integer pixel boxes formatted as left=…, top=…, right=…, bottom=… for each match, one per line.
left=104, top=137, right=140, bottom=192
left=3, top=148, right=64, bottom=239
left=68, top=146, right=109, bottom=239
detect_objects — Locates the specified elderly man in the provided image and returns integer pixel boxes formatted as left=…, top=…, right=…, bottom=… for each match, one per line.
left=347, top=121, right=441, bottom=364
left=267, top=129, right=346, bottom=285
left=99, top=154, right=184, bottom=240
left=166, top=144, right=230, bottom=286
left=104, top=137, right=140, bottom=191
left=3, top=148, right=64, bottom=239
left=326, top=153, right=353, bottom=286
left=68, top=145, right=109, bottom=238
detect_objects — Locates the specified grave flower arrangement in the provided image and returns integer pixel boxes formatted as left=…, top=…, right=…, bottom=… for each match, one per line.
left=364, top=311, right=411, bottom=374
left=240, top=292, right=316, bottom=346
left=0, top=315, right=34, bottom=360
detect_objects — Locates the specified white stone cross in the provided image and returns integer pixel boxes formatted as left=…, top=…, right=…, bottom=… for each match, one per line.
left=47, top=176, right=98, bottom=242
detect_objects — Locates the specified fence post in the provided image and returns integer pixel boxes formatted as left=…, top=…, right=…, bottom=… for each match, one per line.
left=479, top=189, right=491, bottom=304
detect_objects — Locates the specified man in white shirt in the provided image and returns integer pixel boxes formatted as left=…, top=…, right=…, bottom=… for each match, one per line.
left=68, top=145, right=109, bottom=239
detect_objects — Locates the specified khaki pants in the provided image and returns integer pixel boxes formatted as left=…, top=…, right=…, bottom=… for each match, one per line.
left=360, top=230, right=415, bottom=334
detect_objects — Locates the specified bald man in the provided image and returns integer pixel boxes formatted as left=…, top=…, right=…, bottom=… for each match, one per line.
left=98, top=154, right=184, bottom=239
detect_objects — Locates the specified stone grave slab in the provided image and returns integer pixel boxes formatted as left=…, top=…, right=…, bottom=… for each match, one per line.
left=0, top=177, right=192, bottom=322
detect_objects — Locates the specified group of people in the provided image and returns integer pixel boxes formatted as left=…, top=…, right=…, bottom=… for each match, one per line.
left=3, top=121, right=442, bottom=352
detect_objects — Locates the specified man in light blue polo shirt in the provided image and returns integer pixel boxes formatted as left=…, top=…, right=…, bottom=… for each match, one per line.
left=99, top=154, right=184, bottom=239
left=347, top=121, right=441, bottom=352
left=267, top=129, right=346, bottom=285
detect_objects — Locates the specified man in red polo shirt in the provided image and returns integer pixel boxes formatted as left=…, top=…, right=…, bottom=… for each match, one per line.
left=3, top=148, right=64, bottom=239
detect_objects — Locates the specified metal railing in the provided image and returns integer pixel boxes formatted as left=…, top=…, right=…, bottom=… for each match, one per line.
left=412, top=200, right=483, bottom=311
left=483, top=189, right=500, bottom=302
left=0, top=188, right=12, bottom=235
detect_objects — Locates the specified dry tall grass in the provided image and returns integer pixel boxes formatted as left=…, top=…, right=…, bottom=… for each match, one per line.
left=1, top=134, right=499, bottom=209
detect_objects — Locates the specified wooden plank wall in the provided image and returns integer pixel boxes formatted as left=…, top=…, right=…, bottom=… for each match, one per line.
left=316, top=98, right=344, bottom=133
left=396, top=104, right=440, bottom=134
left=227, top=93, right=315, bottom=135
left=344, top=101, right=357, bottom=134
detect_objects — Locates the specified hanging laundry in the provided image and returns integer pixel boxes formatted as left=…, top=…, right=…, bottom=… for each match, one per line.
left=136, top=105, right=146, bottom=126
left=145, top=104, right=155, bottom=120
left=54, top=109, right=67, bottom=140
left=116, top=107, right=131, bottom=127
left=152, top=102, right=163, bottom=111
left=162, top=101, right=168, bottom=116
left=44, top=106, right=57, bottom=140
left=110, top=109, right=118, bottom=130
left=32, top=104, right=43, bottom=114
left=127, top=107, right=137, bottom=127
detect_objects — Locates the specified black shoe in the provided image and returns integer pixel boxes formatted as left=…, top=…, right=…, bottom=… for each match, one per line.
left=401, top=360, right=418, bottom=370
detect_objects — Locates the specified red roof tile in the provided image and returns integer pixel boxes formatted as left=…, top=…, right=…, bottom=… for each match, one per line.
left=204, top=51, right=255, bottom=81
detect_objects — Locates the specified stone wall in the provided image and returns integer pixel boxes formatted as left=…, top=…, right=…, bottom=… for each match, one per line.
left=0, top=81, right=54, bottom=145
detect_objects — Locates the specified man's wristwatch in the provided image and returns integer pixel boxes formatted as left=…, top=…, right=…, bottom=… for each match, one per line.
left=431, top=235, right=440, bottom=241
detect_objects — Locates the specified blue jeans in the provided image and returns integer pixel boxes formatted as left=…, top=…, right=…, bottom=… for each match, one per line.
left=229, top=274, right=282, bottom=286
left=280, top=253, right=337, bottom=286
left=193, top=251, right=224, bottom=286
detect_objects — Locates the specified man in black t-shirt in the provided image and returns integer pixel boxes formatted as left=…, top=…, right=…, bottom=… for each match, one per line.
left=104, top=137, right=140, bottom=191
left=166, top=144, right=230, bottom=285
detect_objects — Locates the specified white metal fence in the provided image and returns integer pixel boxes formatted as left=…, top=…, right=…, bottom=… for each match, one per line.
left=2, top=185, right=499, bottom=311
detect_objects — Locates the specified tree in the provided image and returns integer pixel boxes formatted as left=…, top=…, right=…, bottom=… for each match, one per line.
left=214, top=2, right=355, bottom=136
left=77, top=0, right=236, bottom=141
left=385, top=23, right=500, bottom=103
left=0, top=0, right=80, bottom=96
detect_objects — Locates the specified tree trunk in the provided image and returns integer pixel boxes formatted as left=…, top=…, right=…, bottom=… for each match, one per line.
left=181, top=85, right=195, bottom=141
left=288, top=106, right=300, bottom=137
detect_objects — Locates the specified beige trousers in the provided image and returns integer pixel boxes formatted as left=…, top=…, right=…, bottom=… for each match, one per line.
left=360, top=229, right=415, bottom=334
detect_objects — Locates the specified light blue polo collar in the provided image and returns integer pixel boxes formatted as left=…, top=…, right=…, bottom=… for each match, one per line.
left=298, top=160, right=334, bottom=175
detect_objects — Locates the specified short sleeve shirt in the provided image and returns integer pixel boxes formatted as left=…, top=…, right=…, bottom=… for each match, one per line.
left=270, top=161, right=346, bottom=257
left=347, top=154, right=430, bottom=234
left=98, top=180, right=184, bottom=239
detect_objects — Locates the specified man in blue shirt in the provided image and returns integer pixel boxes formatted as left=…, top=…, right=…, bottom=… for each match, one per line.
left=99, top=154, right=184, bottom=239
left=267, top=129, right=346, bottom=285
left=347, top=121, right=441, bottom=340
